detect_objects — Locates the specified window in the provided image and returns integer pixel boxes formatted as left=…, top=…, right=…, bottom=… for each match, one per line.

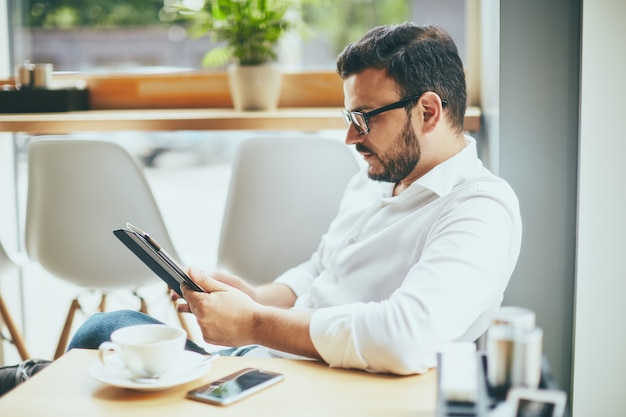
left=8, top=0, right=466, bottom=73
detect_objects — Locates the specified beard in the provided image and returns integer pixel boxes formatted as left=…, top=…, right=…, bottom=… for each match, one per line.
left=358, top=119, right=420, bottom=183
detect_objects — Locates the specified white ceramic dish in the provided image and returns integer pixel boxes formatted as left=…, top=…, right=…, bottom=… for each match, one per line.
left=89, top=351, right=218, bottom=391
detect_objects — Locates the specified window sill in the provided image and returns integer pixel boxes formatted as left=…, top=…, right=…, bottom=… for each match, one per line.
left=0, top=70, right=481, bottom=132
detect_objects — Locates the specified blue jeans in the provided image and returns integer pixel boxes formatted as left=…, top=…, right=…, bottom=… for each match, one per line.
left=67, top=310, right=210, bottom=354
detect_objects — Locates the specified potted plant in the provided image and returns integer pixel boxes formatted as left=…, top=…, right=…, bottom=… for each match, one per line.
left=172, top=0, right=306, bottom=111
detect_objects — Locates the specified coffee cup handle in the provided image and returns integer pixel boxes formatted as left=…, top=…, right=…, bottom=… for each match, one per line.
left=98, top=341, right=125, bottom=371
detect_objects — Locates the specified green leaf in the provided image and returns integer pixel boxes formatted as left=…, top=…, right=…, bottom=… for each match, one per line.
left=201, top=47, right=232, bottom=67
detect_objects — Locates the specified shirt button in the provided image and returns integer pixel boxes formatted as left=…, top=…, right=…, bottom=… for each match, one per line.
left=348, top=237, right=356, bottom=244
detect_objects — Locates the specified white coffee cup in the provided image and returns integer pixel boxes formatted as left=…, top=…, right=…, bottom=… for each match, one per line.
left=98, top=324, right=186, bottom=380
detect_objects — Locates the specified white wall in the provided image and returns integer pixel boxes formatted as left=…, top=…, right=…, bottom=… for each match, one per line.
left=499, top=0, right=580, bottom=398
left=478, top=0, right=499, bottom=172
left=573, top=0, right=626, bottom=414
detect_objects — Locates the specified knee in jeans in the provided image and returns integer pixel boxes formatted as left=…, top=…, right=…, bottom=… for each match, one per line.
left=67, top=310, right=162, bottom=350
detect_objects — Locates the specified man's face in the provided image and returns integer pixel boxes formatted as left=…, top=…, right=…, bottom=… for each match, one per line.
left=343, top=69, right=420, bottom=183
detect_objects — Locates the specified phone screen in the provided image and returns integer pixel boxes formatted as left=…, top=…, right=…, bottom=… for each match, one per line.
left=516, top=399, right=556, bottom=417
left=187, top=368, right=284, bottom=406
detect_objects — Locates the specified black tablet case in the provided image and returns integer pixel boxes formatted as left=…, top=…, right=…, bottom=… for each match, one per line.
left=114, top=228, right=188, bottom=296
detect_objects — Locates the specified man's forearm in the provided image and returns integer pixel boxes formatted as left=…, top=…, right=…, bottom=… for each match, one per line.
left=251, top=307, right=322, bottom=361
left=254, top=283, right=297, bottom=308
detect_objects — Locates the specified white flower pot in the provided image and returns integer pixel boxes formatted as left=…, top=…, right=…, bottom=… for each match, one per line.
left=227, top=64, right=282, bottom=111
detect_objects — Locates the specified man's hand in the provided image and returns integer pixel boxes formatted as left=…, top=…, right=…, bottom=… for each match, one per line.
left=179, top=269, right=258, bottom=347
left=172, top=268, right=297, bottom=308
left=169, top=270, right=250, bottom=306
left=178, top=268, right=321, bottom=360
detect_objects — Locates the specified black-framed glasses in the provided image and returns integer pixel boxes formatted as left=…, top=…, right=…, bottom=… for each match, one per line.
left=342, top=93, right=448, bottom=135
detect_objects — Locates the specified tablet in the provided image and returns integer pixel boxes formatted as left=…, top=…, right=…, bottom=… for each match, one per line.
left=113, top=223, right=204, bottom=296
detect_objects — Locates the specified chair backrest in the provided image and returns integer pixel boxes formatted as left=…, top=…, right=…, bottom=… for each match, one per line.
left=217, top=137, right=360, bottom=285
left=0, top=239, right=17, bottom=276
left=25, top=137, right=178, bottom=289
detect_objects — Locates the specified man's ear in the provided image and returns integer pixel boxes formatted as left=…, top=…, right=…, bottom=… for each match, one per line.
left=417, top=92, right=445, bottom=133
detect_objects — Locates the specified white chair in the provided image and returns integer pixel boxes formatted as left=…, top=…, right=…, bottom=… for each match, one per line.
left=217, top=136, right=359, bottom=285
left=25, top=137, right=190, bottom=358
left=0, top=240, right=30, bottom=360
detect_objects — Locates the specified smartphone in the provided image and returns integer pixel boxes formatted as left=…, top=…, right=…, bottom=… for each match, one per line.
left=113, top=223, right=205, bottom=296
left=187, top=368, right=284, bottom=406
left=507, top=387, right=567, bottom=417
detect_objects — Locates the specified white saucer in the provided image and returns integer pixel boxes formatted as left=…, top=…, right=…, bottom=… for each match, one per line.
left=89, top=351, right=218, bottom=391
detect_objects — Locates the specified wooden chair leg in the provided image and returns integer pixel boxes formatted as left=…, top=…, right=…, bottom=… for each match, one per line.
left=0, top=293, right=30, bottom=360
left=97, top=292, right=107, bottom=312
left=54, top=298, right=81, bottom=359
left=164, top=286, right=192, bottom=339
left=172, top=299, right=192, bottom=339
left=130, top=289, right=149, bottom=314
left=138, top=296, right=148, bottom=314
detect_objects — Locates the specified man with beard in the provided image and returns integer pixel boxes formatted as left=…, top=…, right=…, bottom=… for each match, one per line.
left=0, top=23, right=521, bottom=394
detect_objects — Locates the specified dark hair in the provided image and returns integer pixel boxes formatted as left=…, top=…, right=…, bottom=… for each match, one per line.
left=336, top=23, right=466, bottom=133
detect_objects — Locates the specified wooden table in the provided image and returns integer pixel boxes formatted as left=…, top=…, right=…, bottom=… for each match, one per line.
left=0, top=349, right=437, bottom=417
left=0, top=107, right=482, bottom=134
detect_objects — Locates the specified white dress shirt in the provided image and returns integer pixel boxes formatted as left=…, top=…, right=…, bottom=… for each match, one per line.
left=272, top=136, right=522, bottom=375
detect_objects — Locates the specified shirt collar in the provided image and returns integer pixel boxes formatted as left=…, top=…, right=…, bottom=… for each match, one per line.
left=415, top=135, right=480, bottom=197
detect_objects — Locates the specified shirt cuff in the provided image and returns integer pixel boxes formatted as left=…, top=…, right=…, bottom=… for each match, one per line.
left=273, top=268, right=313, bottom=298
left=309, top=305, right=368, bottom=370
